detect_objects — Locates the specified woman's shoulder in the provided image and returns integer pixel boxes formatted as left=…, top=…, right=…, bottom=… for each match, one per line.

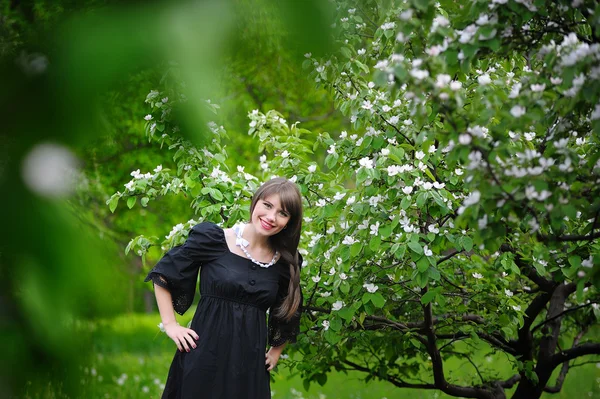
left=189, top=221, right=226, bottom=243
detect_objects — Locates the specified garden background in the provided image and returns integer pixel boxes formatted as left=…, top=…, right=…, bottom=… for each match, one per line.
left=1, top=0, right=599, bottom=398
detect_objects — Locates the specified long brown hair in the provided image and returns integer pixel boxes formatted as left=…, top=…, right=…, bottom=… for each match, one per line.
left=248, top=177, right=303, bottom=321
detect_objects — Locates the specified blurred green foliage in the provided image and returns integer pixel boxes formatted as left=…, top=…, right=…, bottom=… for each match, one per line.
left=0, top=0, right=337, bottom=397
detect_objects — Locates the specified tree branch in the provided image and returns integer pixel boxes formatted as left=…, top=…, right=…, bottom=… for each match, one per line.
left=537, top=231, right=600, bottom=242
left=544, top=328, right=588, bottom=394
left=498, top=374, right=521, bottom=388
left=551, top=343, right=600, bottom=367
left=443, top=351, right=485, bottom=385
left=437, top=250, right=462, bottom=265
left=341, top=360, right=436, bottom=389
left=531, top=302, right=598, bottom=334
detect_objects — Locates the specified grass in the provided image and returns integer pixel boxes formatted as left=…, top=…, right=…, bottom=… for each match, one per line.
left=26, top=313, right=599, bottom=399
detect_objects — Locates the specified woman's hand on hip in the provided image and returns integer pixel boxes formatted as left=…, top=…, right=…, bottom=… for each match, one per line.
left=164, top=323, right=199, bottom=353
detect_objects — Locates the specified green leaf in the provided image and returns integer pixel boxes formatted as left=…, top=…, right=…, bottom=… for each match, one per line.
left=108, top=195, right=119, bottom=213
left=329, top=317, right=343, bottom=332
left=324, top=328, right=342, bottom=344
left=414, top=271, right=429, bottom=288
left=127, top=196, right=136, bottom=209
left=371, top=292, right=386, bottom=308
left=568, top=256, right=581, bottom=268
left=461, top=236, right=473, bottom=252
left=350, top=242, right=363, bottom=258
left=421, top=290, right=437, bottom=305
left=303, top=379, right=311, bottom=391
left=416, top=256, right=429, bottom=272
left=316, top=373, right=328, bottom=386
left=210, top=188, right=224, bottom=201
left=340, top=47, right=352, bottom=58
left=408, top=241, right=423, bottom=255
left=369, top=235, right=381, bottom=251
left=338, top=306, right=355, bottom=323
left=340, top=281, right=350, bottom=295
left=141, top=197, right=149, bottom=207
left=379, top=224, right=392, bottom=239
left=411, top=0, right=430, bottom=11
left=394, top=244, right=407, bottom=259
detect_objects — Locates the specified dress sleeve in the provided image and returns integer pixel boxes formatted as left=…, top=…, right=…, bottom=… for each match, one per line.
left=268, top=253, right=303, bottom=347
left=144, top=221, right=225, bottom=315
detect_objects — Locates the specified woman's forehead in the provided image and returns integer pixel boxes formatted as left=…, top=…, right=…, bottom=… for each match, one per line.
left=262, top=193, right=283, bottom=205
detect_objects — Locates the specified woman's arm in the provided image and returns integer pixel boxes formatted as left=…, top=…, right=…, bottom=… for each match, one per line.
left=154, top=281, right=199, bottom=352
left=265, top=343, right=287, bottom=371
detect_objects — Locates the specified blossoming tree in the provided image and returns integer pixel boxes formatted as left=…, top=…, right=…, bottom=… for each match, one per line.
left=111, top=0, right=600, bottom=398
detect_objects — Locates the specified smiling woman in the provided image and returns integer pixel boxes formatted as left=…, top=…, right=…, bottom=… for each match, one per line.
left=144, top=176, right=304, bottom=399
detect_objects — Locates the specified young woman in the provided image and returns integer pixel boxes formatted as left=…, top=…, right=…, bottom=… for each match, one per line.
left=144, top=177, right=304, bottom=398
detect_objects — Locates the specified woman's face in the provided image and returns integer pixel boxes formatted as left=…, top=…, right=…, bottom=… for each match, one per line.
left=251, top=193, right=291, bottom=237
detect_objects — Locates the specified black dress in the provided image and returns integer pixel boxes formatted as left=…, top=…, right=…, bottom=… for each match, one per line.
left=144, top=221, right=302, bottom=399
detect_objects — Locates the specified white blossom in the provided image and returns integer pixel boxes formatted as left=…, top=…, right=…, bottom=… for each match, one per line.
left=423, top=245, right=433, bottom=256
left=399, top=9, right=413, bottom=21
left=530, top=84, right=545, bottom=92
left=363, top=283, right=379, bottom=293
left=322, top=320, right=330, bottom=330
left=308, top=164, right=317, bottom=173
left=581, top=256, right=594, bottom=268
left=591, top=104, right=600, bottom=121
left=333, top=192, right=346, bottom=201
left=332, top=301, right=344, bottom=311
left=387, top=165, right=402, bottom=176
left=472, top=272, right=483, bottom=279
left=144, top=114, right=153, bottom=121
left=450, top=81, right=462, bottom=91
left=510, top=105, right=526, bottom=118
left=411, top=64, right=431, bottom=79
left=370, top=222, right=380, bottom=236
left=478, top=74, right=492, bottom=85
left=359, top=157, right=374, bottom=169
left=464, top=190, right=481, bottom=206
left=402, top=186, right=413, bottom=195
left=459, top=134, right=472, bottom=145
left=342, top=235, right=357, bottom=245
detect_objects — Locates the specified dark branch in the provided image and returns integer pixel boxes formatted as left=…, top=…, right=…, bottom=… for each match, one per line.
left=532, top=302, right=598, bottom=334
left=437, top=250, right=462, bottom=265
left=444, top=351, right=485, bottom=384
left=498, top=374, right=521, bottom=388
left=341, top=360, right=436, bottom=389
left=551, top=343, right=600, bottom=367
left=537, top=231, right=600, bottom=243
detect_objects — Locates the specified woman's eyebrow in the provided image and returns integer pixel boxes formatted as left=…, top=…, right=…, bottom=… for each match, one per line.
left=264, top=200, right=288, bottom=213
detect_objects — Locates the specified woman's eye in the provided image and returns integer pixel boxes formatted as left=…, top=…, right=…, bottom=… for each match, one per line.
left=264, top=202, right=271, bottom=208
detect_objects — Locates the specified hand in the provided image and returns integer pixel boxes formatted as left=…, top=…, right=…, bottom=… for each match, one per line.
left=265, top=347, right=281, bottom=372
left=164, top=322, right=199, bottom=353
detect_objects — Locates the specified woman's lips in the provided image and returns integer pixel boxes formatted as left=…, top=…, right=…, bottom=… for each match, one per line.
left=260, top=218, right=274, bottom=230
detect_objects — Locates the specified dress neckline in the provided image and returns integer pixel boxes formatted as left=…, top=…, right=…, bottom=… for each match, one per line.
left=214, top=223, right=281, bottom=265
